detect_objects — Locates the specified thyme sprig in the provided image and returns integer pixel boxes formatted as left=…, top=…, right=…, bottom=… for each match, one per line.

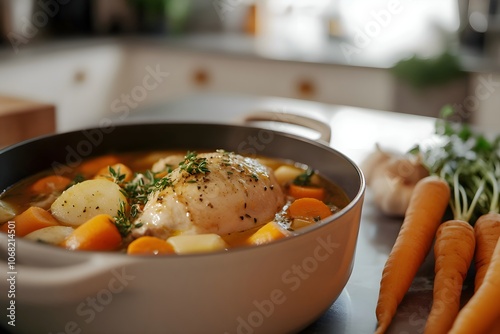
left=114, top=201, right=143, bottom=237
left=179, top=151, right=210, bottom=175
left=114, top=168, right=172, bottom=206
left=110, top=166, right=172, bottom=236
left=108, top=166, right=127, bottom=185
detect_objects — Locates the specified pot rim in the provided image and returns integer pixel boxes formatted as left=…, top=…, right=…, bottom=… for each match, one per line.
left=0, top=121, right=366, bottom=260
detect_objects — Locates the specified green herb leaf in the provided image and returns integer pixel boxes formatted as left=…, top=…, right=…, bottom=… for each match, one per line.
left=66, top=174, right=85, bottom=189
left=411, top=105, right=500, bottom=224
left=114, top=201, right=142, bottom=237
left=108, top=166, right=126, bottom=185
left=114, top=170, right=172, bottom=236
left=179, top=151, right=210, bottom=175
left=293, top=168, right=315, bottom=186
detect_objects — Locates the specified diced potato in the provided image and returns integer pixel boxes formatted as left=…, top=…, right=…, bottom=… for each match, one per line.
left=25, top=226, right=74, bottom=245
left=291, top=218, right=314, bottom=230
left=256, top=158, right=282, bottom=171
left=167, top=234, right=228, bottom=254
left=50, top=179, right=127, bottom=226
left=0, top=200, right=16, bottom=223
left=274, top=165, right=305, bottom=186
left=273, top=165, right=320, bottom=186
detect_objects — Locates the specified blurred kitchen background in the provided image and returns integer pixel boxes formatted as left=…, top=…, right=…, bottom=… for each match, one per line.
left=0, top=0, right=499, bottom=147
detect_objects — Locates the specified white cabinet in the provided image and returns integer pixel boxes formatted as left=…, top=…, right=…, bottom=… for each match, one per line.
left=0, top=43, right=126, bottom=131
left=123, top=45, right=394, bottom=113
left=0, top=40, right=394, bottom=132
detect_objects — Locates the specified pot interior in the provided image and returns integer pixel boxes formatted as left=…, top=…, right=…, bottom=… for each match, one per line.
left=0, top=123, right=363, bottom=201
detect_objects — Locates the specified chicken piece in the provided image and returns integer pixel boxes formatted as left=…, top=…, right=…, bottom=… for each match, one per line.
left=132, top=151, right=285, bottom=239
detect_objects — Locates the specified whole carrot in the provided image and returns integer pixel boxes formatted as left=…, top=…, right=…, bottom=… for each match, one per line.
left=448, top=236, right=500, bottom=334
left=474, top=212, right=500, bottom=291
left=473, top=212, right=500, bottom=334
left=375, top=175, right=450, bottom=334
left=423, top=220, right=475, bottom=334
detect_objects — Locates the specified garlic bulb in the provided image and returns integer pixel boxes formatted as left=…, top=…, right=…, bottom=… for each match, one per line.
left=362, top=145, right=428, bottom=217
left=361, top=144, right=394, bottom=186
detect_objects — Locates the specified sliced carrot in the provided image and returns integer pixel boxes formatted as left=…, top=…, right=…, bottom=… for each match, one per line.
left=61, top=214, right=122, bottom=251
left=94, top=163, right=133, bottom=182
left=77, top=155, right=120, bottom=177
left=448, top=237, right=500, bottom=334
left=375, top=176, right=450, bottom=334
left=127, top=236, right=174, bottom=255
left=30, top=175, right=72, bottom=195
left=288, top=197, right=332, bottom=221
left=424, top=220, right=475, bottom=334
left=288, top=184, right=325, bottom=201
left=474, top=212, right=500, bottom=291
left=246, top=221, right=287, bottom=246
left=1, top=206, right=59, bottom=237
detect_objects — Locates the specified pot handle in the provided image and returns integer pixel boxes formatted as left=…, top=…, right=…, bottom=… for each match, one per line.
left=0, top=240, right=134, bottom=304
left=242, top=110, right=332, bottom=143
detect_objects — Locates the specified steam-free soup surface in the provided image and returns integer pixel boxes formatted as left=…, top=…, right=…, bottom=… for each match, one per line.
left=0, top=150, right=350, bottom=255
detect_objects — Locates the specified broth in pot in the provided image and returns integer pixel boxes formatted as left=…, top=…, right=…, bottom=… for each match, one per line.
left=0, top=149, right=350, bottom=255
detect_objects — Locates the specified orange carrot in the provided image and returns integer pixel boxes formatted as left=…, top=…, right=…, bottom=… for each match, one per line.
left=473, top=213, right=500, bottom=334
left=424, top=220, right=475, bottom=334
left=474, top=212, right=500, bottom=291
left=288, top=197, right=332, bottom=221
left=127, top=236, right=174, bottom=255
left=375, top=176, right=450, bottom=334
left=77, top=155, right=120, bottom=177
left=0, top=206, right=59, bottom=237
left=61, top=214, right=122, bottom=251
left=94, top=163, right=133, bottom=182
left=288, top=184, right=325, bottom=201
left=246, top=221, right=287, bottom=246
left=30, top=175, right=72, bottom=194
left=448, top=237, right=500, bottom=334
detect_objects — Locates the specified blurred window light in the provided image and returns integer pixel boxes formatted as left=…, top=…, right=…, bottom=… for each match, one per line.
left=257, top=0, right=460, bottom=63
left=336, top=0, right=460, bottom=60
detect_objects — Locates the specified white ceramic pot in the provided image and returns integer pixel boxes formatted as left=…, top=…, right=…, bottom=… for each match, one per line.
left=0, top=123, right=365, bottom=334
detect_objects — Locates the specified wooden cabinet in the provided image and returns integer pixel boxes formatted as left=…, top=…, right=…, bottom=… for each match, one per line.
left=0, top=96, right=55, bottom=148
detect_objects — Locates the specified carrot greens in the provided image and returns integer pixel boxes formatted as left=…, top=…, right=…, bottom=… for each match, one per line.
left=410, top=107, right=500, bottom=225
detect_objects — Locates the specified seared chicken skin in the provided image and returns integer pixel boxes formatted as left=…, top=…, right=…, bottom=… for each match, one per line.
left=132, top=151, right=285, bottom=239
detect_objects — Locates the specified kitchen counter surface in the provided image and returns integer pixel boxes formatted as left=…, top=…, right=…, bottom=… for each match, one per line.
left=113, top=92, right=446, bottom=333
